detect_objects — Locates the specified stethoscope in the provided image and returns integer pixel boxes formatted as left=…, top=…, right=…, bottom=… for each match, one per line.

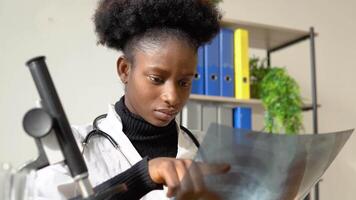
left=81, top=114, right=200, bottom=161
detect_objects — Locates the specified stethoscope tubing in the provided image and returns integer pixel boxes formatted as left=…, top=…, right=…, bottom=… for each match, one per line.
left=81, top=114, right=200, bottom=165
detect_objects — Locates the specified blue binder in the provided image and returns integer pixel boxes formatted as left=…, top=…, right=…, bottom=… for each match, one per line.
left=233, top=107, right=252, bottom=129
left=219, top=28, right=234, bottom=97
left=191, top=47, right=205, bottom=94
left=204, top=34, right=220, bottom=96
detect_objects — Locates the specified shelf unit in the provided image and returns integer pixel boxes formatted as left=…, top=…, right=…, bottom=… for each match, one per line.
left=189, top=94, right=319, bottom=111
left=183, top=18, right=319, bottom=200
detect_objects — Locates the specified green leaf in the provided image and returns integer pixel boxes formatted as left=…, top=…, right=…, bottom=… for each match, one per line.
left=258, top=66, right=303, bottom=134
left=210, top=0, right=223, bottom=5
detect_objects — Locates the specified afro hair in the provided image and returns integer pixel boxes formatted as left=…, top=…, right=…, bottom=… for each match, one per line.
left=93, top=0, right=222, bottom=51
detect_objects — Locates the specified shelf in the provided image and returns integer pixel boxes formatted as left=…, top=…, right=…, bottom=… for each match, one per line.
left=221, top=18, right=315, bottom=50
left=188, top=94, right=319, bottom=111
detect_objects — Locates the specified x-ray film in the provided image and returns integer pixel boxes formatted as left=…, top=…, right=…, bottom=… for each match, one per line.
left=195, top=124, right=353, bottom=200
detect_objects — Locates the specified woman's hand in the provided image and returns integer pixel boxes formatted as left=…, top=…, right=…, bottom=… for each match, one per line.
left=148, top=157, right=230, bottom=199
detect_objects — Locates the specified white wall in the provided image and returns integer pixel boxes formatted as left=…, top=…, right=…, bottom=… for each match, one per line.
left=219, top=0, right=356, bottom=199
left=1, top=0, right=355, bottom=199
left=0, top=0, right=123, bottom=166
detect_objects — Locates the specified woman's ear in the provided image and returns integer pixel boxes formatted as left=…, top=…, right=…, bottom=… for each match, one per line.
left=116, top=56, right=130, bottom=84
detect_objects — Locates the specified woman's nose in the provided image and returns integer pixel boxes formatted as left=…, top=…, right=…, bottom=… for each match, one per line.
left=161, top=83, right=180, bottom=107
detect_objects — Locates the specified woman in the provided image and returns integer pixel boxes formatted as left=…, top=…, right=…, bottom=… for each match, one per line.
left=33, top=0, right=227, bottom=199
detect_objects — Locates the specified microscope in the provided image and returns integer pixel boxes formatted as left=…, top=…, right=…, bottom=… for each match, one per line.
left=21, top=56, right=125, bottom=200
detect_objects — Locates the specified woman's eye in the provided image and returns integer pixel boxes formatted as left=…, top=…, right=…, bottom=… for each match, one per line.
left=179, top=79, right=192, bottom=87
left=149, top=76, right=164, bottom=84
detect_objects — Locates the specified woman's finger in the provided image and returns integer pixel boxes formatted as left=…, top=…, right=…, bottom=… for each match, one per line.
left=160, top=161, right=181, bottom=198
left=198, top=162, right=231, bottom=175
left=185, top=159, right=205, bottom=194
left=149, top=158, right=230, bottom=199
left=176, top=159, right=193, bottom=193
left=178, top=161, right=229, bottom=200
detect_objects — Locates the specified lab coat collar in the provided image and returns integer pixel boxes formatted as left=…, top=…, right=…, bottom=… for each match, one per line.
left=99, top=104, right=143, bottom=166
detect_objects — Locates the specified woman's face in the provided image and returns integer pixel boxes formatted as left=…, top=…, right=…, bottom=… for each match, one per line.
left=118, top=39, right=197, bottom=127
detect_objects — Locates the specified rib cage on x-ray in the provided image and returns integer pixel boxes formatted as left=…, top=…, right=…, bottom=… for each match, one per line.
left=192, top=124, right=352, bottom=200
left=180, top=100, right=352, bottom=200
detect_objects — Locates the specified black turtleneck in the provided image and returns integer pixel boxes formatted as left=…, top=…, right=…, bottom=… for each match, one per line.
left=115, top=96, right=178, bottom=158
left=87, top=97, right=180, bottom=200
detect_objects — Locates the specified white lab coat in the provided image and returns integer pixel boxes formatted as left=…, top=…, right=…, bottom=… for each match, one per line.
left=31, top=104, right=198, bottom=200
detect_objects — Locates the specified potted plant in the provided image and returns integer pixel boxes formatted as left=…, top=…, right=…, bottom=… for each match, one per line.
left=250, top=57, right=271, bottom=99
left=211, top=0, right=223, bottom=4
left=250, top=57, right=303, bottom=135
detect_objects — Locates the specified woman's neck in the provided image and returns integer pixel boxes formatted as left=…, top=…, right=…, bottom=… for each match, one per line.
left=115, top=96, right=178, bottom=158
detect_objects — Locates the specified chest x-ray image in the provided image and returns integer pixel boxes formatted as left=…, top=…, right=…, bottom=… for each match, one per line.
left=193, top=124, right=352, bottom=200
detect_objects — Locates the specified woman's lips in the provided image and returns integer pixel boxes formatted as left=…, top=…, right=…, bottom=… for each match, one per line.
left=154, top=109, right=178, bottom=122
